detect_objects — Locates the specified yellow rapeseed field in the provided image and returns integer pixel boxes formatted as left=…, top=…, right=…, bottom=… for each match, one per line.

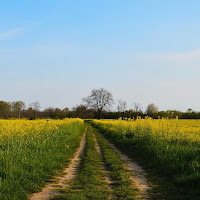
left=92, top=118, right=200, bottom=199
left=0, top=118, right=84, bottom=200
left=93, top=118, right=200, bottom=144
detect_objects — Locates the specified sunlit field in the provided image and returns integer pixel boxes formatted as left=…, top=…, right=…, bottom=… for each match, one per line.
left=91, top=118, right=200, bottom=199
left=1, top=118, right=200, bottom=200
left=0, top=119, right=84, bottom=200
left=93, top=118, right=200, bottom=143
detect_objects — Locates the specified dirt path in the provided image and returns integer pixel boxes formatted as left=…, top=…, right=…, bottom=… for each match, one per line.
left=101, top=135, right=151, bottom=200
left=92, top=128, right=115, bottom=199
left=29, top=128, right=87, bottom=200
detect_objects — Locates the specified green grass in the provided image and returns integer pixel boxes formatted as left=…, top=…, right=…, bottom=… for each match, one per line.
left=92, top=127, right=137, bottom=200
left=0, top=119, right=85, bottom=200
left=52, top=126, right=109, bottom=200
left=91, top=120, right=200, bottom=200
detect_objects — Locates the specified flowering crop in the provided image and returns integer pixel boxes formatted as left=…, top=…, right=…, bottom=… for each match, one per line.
left=92, top=118, right=200, bottom=199
left=0, top=119, right=84, bottom=200
left=93, top=118, right=200, bottom=144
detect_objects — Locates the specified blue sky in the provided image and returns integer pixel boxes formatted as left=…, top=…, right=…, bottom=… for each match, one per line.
left=1, top=0, right=200, bottom=111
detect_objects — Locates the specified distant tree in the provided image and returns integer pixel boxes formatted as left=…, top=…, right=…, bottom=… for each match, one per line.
left=128, top=109, right=135, bottom=119
left=146, top=103, right=158, bottom=115
left=103, top=110, right=119, bottom=119
left=63, top=107, right=69, bottom=114
left=117, top=99, right=127, bottom=119
left=133, top=102, right=142, bottom=118
left=133, top=102, right=142, bottom=113
left=0, top=101, right=11, bottom=118
left=61, top=107, right=69, bottom=118
left=187, top=108, right=193, bottom=113
left=43, top=107, right=54, bottom=118
left=54, top=108, right=64, bottom=119
left=72, top=105, right=89, bottom=118
left=29, top=101, right=41, bottom=119
left=83, top=88, right=114, bottom=119
left=27, top=107, right=34, bottom=120
left=10, top=101, right=26, bottom=118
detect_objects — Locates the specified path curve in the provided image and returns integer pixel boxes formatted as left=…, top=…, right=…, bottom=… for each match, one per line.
left=29, top=128, right=87, bottom=200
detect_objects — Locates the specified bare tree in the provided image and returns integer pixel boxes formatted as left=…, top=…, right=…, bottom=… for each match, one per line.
left=29, top=101, right=41, bottom=119
left=133, top=102, right=142, bottom=118
left=146, top=103, right=158, bottom=114
left=117, top=99, right=127, bottom=119
left=83, top=88, right=114, bottom=119
left=133, top=102, right=142, bottom=113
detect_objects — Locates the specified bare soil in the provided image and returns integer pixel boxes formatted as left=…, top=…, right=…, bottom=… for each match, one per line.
left=101, top=135, right=151, bottom=200
left=29, top=129, right=87, bottom=200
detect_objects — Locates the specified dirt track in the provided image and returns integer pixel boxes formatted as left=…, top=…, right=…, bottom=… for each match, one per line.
left=92, top=129, right=115, bottom=199
left=29, top=129, right=86, bottom=200
left=29, top=126, right=150, bottom=200
left=102, top=135, right=151, bottom=200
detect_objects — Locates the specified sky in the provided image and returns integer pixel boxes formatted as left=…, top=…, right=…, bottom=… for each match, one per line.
left=1, top=0, right=200, bottom=112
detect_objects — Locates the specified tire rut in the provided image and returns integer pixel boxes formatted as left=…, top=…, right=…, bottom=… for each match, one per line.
left=29, top=127, right=87, bottom=200
left=91, top=127, right=116, bottom=199
left=100, top=134, right=151, bottom=200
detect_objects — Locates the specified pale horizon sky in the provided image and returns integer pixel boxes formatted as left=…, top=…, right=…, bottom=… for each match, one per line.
left=1, top=1, right=200, bottom=112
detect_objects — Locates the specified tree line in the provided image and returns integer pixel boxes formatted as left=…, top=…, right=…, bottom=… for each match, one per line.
left=0, top=88, right=200, bottom=119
